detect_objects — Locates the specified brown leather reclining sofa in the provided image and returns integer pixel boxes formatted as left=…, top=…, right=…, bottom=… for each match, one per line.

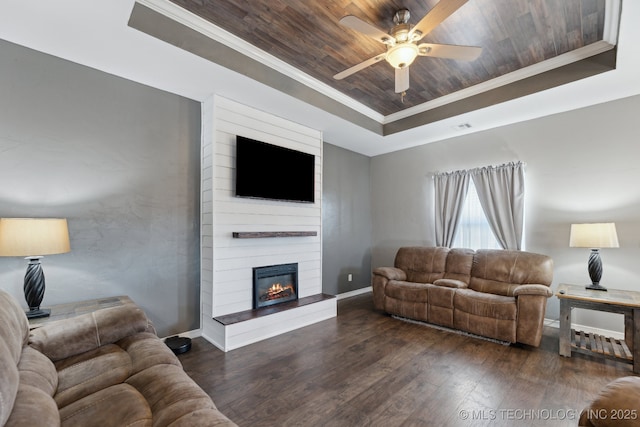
left=0, top=289, right=236, bottom=427
left=372, top=247, right=554, bottom=347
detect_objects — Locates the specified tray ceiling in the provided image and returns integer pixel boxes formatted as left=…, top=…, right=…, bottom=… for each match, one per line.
left=129, top=0, right=617, bottom=135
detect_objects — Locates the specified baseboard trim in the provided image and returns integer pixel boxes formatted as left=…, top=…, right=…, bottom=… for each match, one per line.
left=160, top=328, right=202, bottom=340
left=337, top=286, right=371, bottom=300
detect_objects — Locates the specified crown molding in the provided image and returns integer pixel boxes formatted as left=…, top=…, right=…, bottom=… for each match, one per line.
left=137, top=0, right=620, bottom=127
left=136, top=0, right=385, bottom=123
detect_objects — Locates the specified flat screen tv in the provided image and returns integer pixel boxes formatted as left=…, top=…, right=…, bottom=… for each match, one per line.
left=235, top=136, right=315, bottom=203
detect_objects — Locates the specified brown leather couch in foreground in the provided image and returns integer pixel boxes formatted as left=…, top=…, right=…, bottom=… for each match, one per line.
left=579, top=376, right=640, bottom=426
left=373, top=247, right=554, bottom=346
left=0, top=289, right=236, bottom=427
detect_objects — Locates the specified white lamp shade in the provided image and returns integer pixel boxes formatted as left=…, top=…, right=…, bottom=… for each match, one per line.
left=0, top=218, right=71, bottom=257
left=569, top=223, right=619, bottom=249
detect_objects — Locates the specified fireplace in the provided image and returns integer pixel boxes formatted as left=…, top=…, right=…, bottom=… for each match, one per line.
left=253, top=263, right=298, bottom=309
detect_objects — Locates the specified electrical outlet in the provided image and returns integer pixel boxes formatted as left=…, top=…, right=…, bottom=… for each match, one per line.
left=348, top=273, right=353, bottom=282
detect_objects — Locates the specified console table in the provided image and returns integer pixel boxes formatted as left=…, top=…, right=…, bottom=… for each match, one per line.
left=556, top=283, right=640, bottom=373
left=28, top=295, right=134, bottom=328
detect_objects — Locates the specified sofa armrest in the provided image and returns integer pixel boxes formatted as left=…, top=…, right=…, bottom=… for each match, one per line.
left=514, top=286, right=552, bottom=347
left=513, top=284, right=552, bottom=298
left=372, top=267, right=406, bottom=311
left=29, top=305, right=150, bottom=362
left=373, top=267, right=407, bottom=281
left=433, top=279, right=468, bottom=289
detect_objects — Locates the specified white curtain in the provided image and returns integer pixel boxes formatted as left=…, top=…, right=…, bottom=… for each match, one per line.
left=471, top=162, right=525, bottom=250
left=434, top=170, right=470, bottom=247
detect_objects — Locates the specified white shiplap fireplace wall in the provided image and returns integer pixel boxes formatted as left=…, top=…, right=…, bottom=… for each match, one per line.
left=201, top=95, right=336, bottom=351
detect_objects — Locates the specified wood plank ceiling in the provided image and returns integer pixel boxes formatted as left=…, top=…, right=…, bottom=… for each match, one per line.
left=169, top=0, right=606, bottom=116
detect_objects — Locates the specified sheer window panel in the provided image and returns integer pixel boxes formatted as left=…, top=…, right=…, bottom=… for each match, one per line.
left=452, top=183, right=501, bottom=250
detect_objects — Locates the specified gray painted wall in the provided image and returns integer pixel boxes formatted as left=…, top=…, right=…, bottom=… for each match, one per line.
left=371, top=94, right=640, bottom=332
left=322, top=143, right=372, bottom=295
left=0, top=40, right=201, bottom=337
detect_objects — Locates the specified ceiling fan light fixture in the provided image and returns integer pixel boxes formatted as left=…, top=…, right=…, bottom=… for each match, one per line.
left=386, top=42, right=418, bottom=69
left=392, top=25, right=412, bottom=43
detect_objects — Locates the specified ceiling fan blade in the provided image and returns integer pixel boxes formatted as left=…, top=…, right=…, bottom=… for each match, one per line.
left=339, top=15, right=395, bottom=45
left=334, top=53, right=386, bottom=80
left=410, top=0, right=468, bottom=41
left=395, top=67, right=410, bottom=93
left=418, top=43, right=481, bottom=61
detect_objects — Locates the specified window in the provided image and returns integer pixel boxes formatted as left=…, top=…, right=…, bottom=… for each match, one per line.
left=452, top=182, right=501, bottom=250
left=435, top=162, right=525, bottom=250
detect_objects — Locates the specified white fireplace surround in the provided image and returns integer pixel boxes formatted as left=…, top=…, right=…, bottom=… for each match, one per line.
left=199, top=95, right=336, bottom=351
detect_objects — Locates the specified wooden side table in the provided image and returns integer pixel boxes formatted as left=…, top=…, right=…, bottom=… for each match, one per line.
left=28, top=295, right=134, bottom=328
left=556, top=283, right=640, bottom=373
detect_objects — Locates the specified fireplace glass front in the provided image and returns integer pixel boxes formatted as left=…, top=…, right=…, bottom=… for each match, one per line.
left=253, top=263, right=298, bottom=309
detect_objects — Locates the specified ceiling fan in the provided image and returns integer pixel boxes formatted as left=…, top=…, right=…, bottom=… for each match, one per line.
left=333, top=0, right=482, bottom=98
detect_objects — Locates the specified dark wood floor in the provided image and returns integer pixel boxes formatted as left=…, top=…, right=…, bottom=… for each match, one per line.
left=179, top=293, right=635, bottom=427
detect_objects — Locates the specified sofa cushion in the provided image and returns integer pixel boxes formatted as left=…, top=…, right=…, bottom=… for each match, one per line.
left=18, top=346, right=58, bottom=396
left=0, top=291, right=29, bottom=361
left=395, top=246, right=449, bottom=283
left=59, top=383, right=152, bottom=427
left=54, top=344, right=132, bottom=408
left=0, top=290, right=31, bottom=426
left=469, top=249, right=553, bottom=297
left=117, top=332, right=182, bottom=375
left=443, top=248, right=475, bottom=283
left=126, top=364, right=235, bottom=427
left=0, top=344, right=19, bottom=427
left=386, top=280, right=430, bottom=303
left=3, top=384, right=60, bottom=427
left=454, top=289, right=517, bottom=320
left=454, top=289, right=517, bottom=342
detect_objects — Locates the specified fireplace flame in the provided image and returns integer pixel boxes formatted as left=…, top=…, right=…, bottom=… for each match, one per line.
left=265, top=283, right=295, bottom=300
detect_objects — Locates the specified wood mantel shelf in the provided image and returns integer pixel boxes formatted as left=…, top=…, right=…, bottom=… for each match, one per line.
left=232, top=231, right=317, bottom=239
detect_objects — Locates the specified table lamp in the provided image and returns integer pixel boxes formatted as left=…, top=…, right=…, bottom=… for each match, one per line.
left=569, top=222, right=619, bottom=291
left=0, top=218, right=71, bottom=318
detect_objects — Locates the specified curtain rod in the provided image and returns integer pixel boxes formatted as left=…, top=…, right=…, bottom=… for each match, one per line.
left=431, top=161, right=525, bottom=179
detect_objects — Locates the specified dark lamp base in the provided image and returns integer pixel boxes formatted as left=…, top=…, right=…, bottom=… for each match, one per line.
left=26, top=308, right=51, bottom=319
left=586, top=283, right=608, bottom=292
left=165, top=336, right=192, bottom=354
